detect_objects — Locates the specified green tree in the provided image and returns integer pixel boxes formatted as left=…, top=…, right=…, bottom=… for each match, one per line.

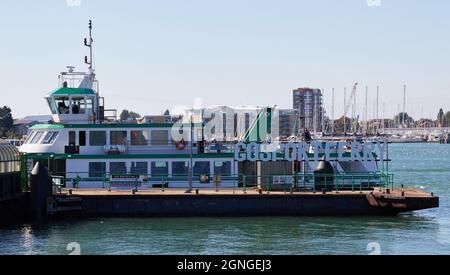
left=128, top=111, right=141, bottom=120
left=393, top=112, right=414, bottom=127
left=444, top=112, right=450, bottom=127
left=119, top=109, right=140, bottom=122
left=437, top=108, right=445, bottom=127
left=0, top=106, right=14, bottom=138
left=119, top=109, right=130, bottom=121
left=333, top=116, right=353, bottom=134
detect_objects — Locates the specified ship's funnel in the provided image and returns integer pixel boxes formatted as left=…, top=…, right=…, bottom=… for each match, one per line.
left=78, top=71, right=95, bottom=90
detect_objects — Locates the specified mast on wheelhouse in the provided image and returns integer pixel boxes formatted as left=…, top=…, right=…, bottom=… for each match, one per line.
left=44, top=20, right=114, bottom=125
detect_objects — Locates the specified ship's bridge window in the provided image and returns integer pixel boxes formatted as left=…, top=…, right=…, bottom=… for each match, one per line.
left=47, top=98, right=58, bottom=114
left=71, top=97, right=86, bottom=114
left=42, top=131, right=59, bottom=144
left=131, top=131, right=148, bottom=146
left=86, top=97, right=93, bottom=112
left=54, top=96, right=70, bottom=114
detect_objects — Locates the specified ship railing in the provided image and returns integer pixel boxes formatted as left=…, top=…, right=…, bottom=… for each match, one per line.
left=50, top=171, right=394, bottom=195
left=241, top=172, right=393, bottom=194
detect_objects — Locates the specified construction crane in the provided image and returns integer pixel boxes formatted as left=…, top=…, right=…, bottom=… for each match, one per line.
left=343, top=83, right=358, bottom=135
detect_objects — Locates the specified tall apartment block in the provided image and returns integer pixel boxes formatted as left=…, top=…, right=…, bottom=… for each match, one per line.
left=293, top=88, right=323, bottom=132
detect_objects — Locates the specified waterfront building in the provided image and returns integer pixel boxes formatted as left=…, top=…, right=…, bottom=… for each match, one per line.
left=12, top=115, right=53, bottom=137
left=293, top=88, right=323, bottom=132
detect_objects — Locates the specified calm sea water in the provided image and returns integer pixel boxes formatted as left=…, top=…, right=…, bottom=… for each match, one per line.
left=1, top=143, right=450, bottom=255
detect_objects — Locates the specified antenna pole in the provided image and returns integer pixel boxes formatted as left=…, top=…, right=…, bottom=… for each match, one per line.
left=85, top=20, right=94, bottom=70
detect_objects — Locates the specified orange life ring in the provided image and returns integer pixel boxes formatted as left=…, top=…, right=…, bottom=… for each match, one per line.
left=175, top=139, right=186, bottom=150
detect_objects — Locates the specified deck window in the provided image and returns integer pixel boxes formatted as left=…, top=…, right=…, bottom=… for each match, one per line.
left=130, top=162, right=148, bottom=175
left=110, top=131, right=127, bottom=145
left=193, top=161, right=210, bottom=176
left=42, top=131, right=59, bottom=144
left=89, top=162, right=106, bottom=178
left=214, top=161, right=231, bottom=176
left=25, top=131, right=37, bottom=144
left=30, top=131, right=44, bottom=144
left=131, top=130, right=148, bottom=146
left=172, top=161, right=189, bottom=176
left=89, top=131, right=106, bottom=146
left=69, top=131, right=76, bottom=145
left=151, top=161, right=168, bottom=176
left=151, top=130, right=169, bottom=145
left=110, top=162, right=127, bottom=175
left=79, top=131, right=86, bottom=146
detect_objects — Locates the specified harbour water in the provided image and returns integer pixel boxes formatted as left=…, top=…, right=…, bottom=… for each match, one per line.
left=0, top=143, right=449, bottom=255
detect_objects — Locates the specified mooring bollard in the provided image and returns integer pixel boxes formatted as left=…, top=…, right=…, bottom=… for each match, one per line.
left=30, top=161, right=53, bottom=218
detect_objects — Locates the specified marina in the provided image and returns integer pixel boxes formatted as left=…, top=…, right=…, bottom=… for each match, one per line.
left=1, top=1, right=450, bottom=256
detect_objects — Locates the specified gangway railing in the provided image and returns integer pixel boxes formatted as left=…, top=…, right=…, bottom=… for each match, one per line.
left=49, top=171, right=394, bottom=195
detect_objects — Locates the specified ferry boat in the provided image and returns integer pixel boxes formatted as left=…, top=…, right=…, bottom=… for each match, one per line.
left=19, top=22, right=391, bottom=192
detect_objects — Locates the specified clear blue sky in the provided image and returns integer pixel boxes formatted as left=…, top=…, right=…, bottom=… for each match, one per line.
left=1, top=0, right=449, bottom=120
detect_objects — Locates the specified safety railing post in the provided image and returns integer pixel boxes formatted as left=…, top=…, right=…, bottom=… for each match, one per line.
left=352, top=175, right=355, bottom=192
left=233, top=173, right=236, bottom=194
left=108, top=173, right=111, bottom=192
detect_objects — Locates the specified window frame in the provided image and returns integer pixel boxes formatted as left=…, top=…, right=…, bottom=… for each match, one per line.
left=89, top=131, right=107, bottom=146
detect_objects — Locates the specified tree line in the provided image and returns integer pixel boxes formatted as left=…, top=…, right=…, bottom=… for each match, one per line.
left=0, top=106, right=14, bottom=138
